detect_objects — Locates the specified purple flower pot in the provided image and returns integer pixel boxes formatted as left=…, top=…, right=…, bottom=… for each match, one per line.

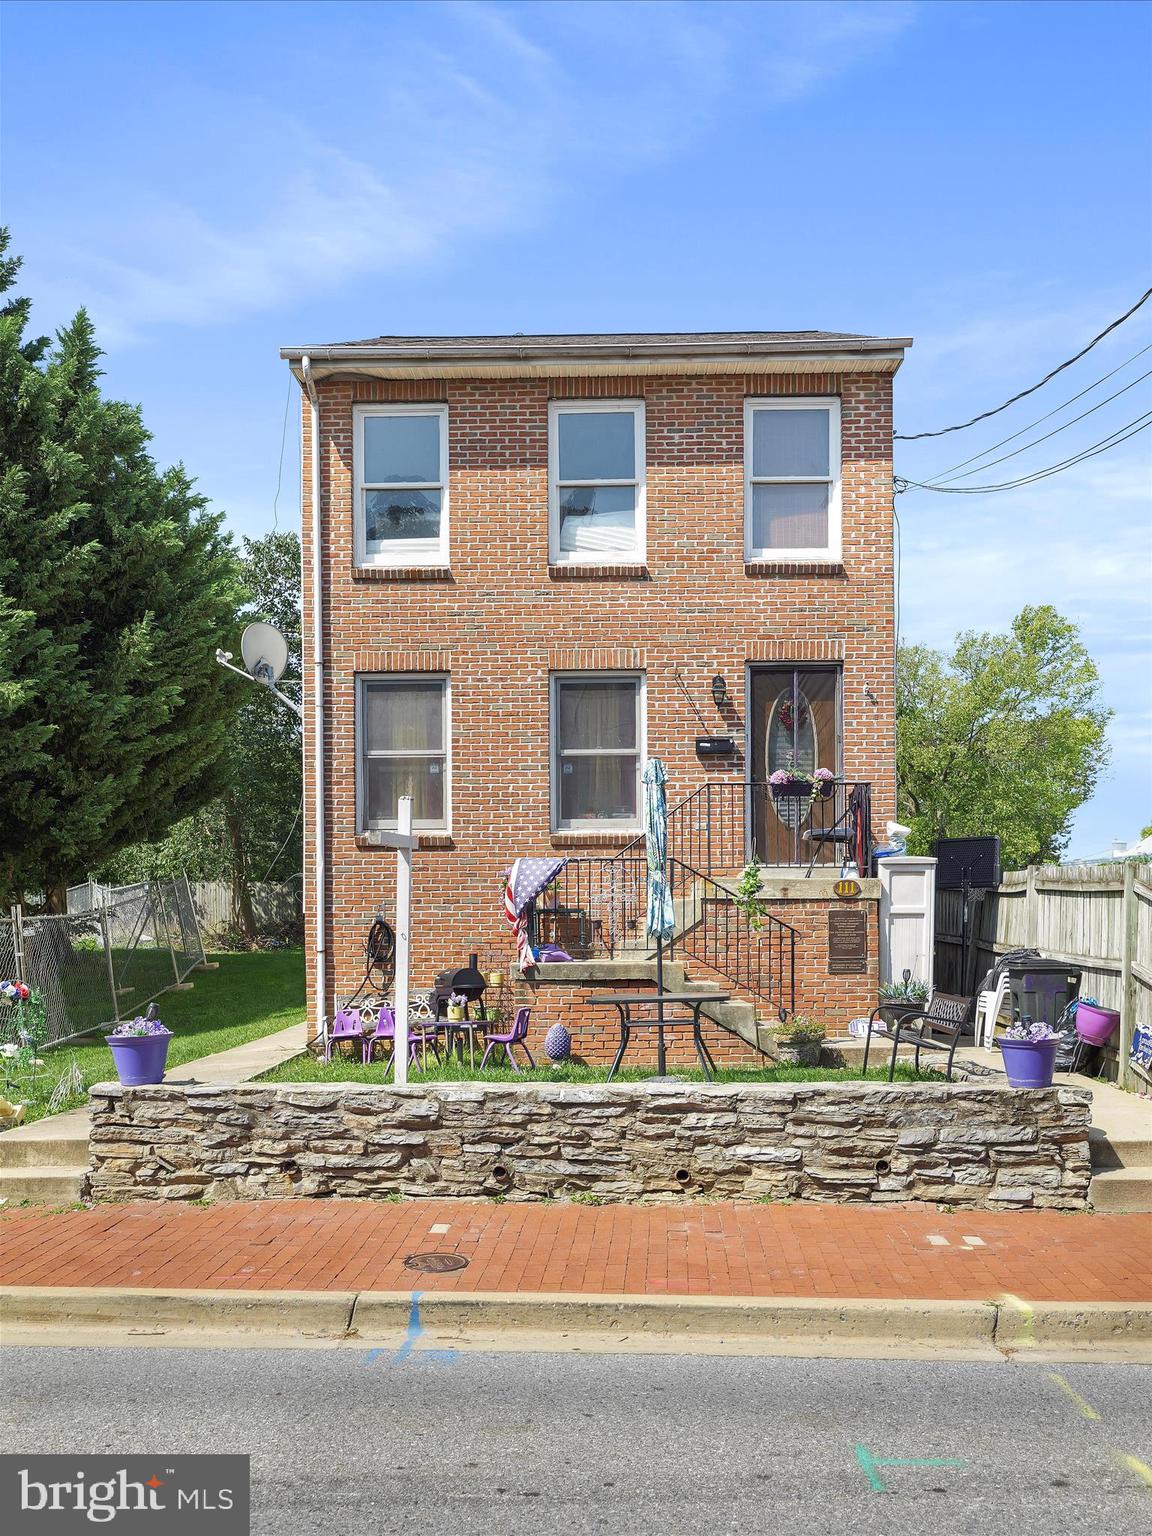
left=997, top=1037, right=1059, bottom=1089
left=1074, top=1003, right=1120, bottom=1047
left=107, top=1032, right=171, bottom=1086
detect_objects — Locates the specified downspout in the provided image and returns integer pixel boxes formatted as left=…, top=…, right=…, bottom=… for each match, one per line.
left=301, top=356, right=327, bottom=1041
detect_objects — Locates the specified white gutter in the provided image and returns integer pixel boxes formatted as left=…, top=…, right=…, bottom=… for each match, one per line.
left=300, top=355, right=326, bottom=1042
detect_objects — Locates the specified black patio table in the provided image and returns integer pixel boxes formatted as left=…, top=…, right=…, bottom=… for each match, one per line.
left=587, top=991, right=730, bottom=1082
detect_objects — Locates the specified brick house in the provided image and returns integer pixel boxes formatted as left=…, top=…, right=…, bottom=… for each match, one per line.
left=282, top=330, right=911, bottom=1064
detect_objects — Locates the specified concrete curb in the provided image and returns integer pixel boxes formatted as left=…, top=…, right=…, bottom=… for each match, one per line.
left=3, top=1286, right=1150, bottom=1358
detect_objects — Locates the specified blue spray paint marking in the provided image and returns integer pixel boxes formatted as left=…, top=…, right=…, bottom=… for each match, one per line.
left=855, top=1445, right=966, bottom=1493
left=363, top=1291, right=457, bottom=1366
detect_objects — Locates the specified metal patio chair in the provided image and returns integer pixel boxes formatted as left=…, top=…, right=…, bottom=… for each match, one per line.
left=861, top=993, right=975, bottom=1082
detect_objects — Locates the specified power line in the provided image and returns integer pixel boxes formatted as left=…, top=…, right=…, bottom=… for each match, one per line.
left=271, top=375, right=293, bottom=530
left=894, top=285, right=1152, bottom=441
left=257, top=802, right=303, bottom=883
left=895, top=410, right=1152, bottom=494
left=924, top=365, right=1152, bottom=486
left=925, top=340, right=1152, bottom=480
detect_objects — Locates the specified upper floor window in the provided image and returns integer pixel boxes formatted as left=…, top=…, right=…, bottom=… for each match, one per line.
left=549, top=400, right=646, bottom=564
left=357, top=674, right=449, bottom=831
left=354, top=404, right=448, bottom=567
left=550, top=672, right=644, bottom=831
left=744, top=397, right=841, bottom=561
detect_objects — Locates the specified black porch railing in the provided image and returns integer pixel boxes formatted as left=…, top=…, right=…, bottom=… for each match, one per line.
left=630, top=778, right=871, bottom=875
left=526, top=852, right=797, bottom=1016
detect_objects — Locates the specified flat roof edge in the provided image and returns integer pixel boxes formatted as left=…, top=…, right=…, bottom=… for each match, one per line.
left=280, top=335, right=912, bottom=364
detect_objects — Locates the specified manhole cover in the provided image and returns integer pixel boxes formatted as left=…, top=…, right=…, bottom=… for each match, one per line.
left=403, top=1251, right=470, bottom=1273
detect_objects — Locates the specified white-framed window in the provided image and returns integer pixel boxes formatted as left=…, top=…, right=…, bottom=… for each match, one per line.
left=353, top=403, right=448, bottom=567
left=550, top=672, right=645, bottom=831
left=548, top=400, right=646, bottom=563
left=744, top=397, right=841, bottom=561
left=357, top=674, right=450, bottom=831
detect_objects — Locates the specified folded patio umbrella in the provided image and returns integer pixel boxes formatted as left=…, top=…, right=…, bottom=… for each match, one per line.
left=643, top=758, right=676, bottom=1074
left=504, top=857, right=568, bottom=972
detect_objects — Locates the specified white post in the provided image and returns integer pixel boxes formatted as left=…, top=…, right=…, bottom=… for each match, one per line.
left=878, top=855, right=937, bottom=991
left=393, top=796, right=413, bottom=1088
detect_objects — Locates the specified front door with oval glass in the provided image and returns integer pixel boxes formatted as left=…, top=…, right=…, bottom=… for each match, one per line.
left=749, top=666, right=841, bottom=864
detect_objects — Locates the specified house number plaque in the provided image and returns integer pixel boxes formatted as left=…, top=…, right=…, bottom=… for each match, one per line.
left=828, top=908, right=867, bottom=974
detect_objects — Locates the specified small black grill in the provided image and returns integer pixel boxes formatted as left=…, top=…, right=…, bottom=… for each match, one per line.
left=431, top=951, right=487, bottom=1018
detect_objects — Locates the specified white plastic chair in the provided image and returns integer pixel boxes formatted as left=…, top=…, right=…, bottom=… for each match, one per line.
left=975, top=970, right=1011, bottom=1048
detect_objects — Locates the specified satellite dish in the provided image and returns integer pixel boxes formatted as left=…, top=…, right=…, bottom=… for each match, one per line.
left=240, top=622, right=289, bottom=684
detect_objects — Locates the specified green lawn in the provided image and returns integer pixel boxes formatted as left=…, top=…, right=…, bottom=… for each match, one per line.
left=258, top=1053, right=945, bottom=1088
left=3, top=948, right=305, bottom=1125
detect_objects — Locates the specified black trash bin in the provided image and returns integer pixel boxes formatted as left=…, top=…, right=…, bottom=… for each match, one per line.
left=1007, top=959, right=1082, bottom=1028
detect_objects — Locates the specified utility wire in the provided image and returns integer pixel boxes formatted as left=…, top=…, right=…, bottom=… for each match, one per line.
left=271, top=375, right=293, bottom=530
left=924, top=366, right=1152, bottom=485
left=257, top=802, right=303, bottom=883
left=896, top=411, right=1152, bottom=494
left=925, top=340, right=1152, bottom=480
left=894, top=285, right=1152, bottom=440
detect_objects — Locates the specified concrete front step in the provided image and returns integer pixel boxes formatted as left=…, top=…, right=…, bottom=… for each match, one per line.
left=0, top=1165, right=87, bottom=1206
left=1089, top=1167, right=1152, bottom=1213
left=0, top=1134, right=89, bottom=1169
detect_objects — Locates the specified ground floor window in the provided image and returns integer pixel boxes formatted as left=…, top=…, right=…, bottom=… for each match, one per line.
left=357, top=674, right=449, bottom=830
left=551, top=673, right=644, bottom=831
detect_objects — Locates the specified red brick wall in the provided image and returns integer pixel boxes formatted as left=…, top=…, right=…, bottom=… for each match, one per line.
left=300, top=368, right=897, bottom=1034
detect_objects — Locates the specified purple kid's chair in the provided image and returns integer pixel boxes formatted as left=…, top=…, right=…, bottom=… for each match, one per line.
left=363, top=1003, right=441, bottom=1070
left=325, top=1008, right=364, bottom=1064
left=479, top=1006, right=535, bottom=1073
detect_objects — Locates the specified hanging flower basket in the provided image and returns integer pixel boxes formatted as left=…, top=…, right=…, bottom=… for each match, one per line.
left=768, top=768, right=836, bottom=802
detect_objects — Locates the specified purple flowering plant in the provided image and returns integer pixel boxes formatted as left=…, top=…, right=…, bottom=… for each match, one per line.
left=109, top=1016, right=170, bottom=1038
left=1003, top=1018, right=1060, bottom=1044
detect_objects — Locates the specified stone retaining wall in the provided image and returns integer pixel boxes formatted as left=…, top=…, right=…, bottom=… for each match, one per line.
left=88, top=1079, right=1093, bottom=1209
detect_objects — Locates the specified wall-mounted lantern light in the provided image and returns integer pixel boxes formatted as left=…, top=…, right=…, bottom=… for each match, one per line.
left=711, top=675, right=728, bottom=709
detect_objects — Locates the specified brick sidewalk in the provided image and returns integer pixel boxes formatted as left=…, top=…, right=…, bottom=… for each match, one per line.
left=2, top=1201, right=1150, bottom=1302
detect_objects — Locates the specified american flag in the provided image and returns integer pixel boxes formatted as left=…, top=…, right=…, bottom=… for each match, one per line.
left=504, top=857, right=567, bottom=971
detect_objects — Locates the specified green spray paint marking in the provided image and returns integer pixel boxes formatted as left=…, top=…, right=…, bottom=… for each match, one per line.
left=855, top=1445, right=966, bottom=1493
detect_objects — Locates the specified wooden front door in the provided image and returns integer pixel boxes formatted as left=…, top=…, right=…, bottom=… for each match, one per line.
left=750, top=667, right=841, bottom=864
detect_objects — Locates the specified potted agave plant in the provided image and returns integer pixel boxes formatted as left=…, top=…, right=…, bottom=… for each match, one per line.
left=997, top=1017, right=1061, bottom=1089
left=877, top=972, right=929, bottom=1026
left=106, top=1013, right=172, bottom=1087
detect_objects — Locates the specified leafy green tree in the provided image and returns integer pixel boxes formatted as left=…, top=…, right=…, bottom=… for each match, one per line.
left=0, top=231, right=243, bottom=906
left=98, top=532, right=302, bottom=935
left=896, top=605, right=1112, bottom=869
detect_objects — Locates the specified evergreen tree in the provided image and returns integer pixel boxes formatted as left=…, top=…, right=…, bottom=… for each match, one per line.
left=0, top=231, right=243, bottom=905
left=98, top=532, right=303, bottom=938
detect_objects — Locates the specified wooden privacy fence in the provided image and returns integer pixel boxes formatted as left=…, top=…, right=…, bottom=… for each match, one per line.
left=935, top=862, right=1151, bottom=1089
left=187, top=880, right=302, bottom=937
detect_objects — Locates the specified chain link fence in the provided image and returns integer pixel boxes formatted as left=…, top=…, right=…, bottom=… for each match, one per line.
left=1, top=874, right=208, bottom=1046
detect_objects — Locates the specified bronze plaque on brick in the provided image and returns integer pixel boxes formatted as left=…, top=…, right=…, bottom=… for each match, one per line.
left=828, top=908, right=867, bottom=974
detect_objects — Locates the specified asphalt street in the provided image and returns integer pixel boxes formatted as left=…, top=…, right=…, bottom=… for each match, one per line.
left=4, top=1346, right=1150, bottom=1535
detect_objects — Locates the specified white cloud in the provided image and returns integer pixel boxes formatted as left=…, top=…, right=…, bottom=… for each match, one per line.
left=17, top=1, right=917, bottom=343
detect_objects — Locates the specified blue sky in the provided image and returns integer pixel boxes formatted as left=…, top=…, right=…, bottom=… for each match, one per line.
left=4, top=0, right=1150, bottom=857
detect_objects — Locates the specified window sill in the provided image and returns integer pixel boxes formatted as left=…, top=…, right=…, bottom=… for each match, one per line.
left=356, top=832, right=455, bottom=850
left=353, top=565, right=453, bottom=582
left=549, top=829, right=640, bottom=849
left=548, top=563, right=650, bottom=581
left=744, top=559, right=845, bottom=578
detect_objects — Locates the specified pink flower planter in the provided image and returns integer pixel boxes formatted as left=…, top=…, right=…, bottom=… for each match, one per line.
left=1075, top=1003, right=1120, bottom=1047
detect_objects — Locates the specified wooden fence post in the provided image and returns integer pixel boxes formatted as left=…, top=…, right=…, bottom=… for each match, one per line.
left=1119, top=861, right=1137, bottom=1091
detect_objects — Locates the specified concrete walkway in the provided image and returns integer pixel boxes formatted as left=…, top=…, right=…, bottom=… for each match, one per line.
left=0, top=1022, right=307, bottom=1203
